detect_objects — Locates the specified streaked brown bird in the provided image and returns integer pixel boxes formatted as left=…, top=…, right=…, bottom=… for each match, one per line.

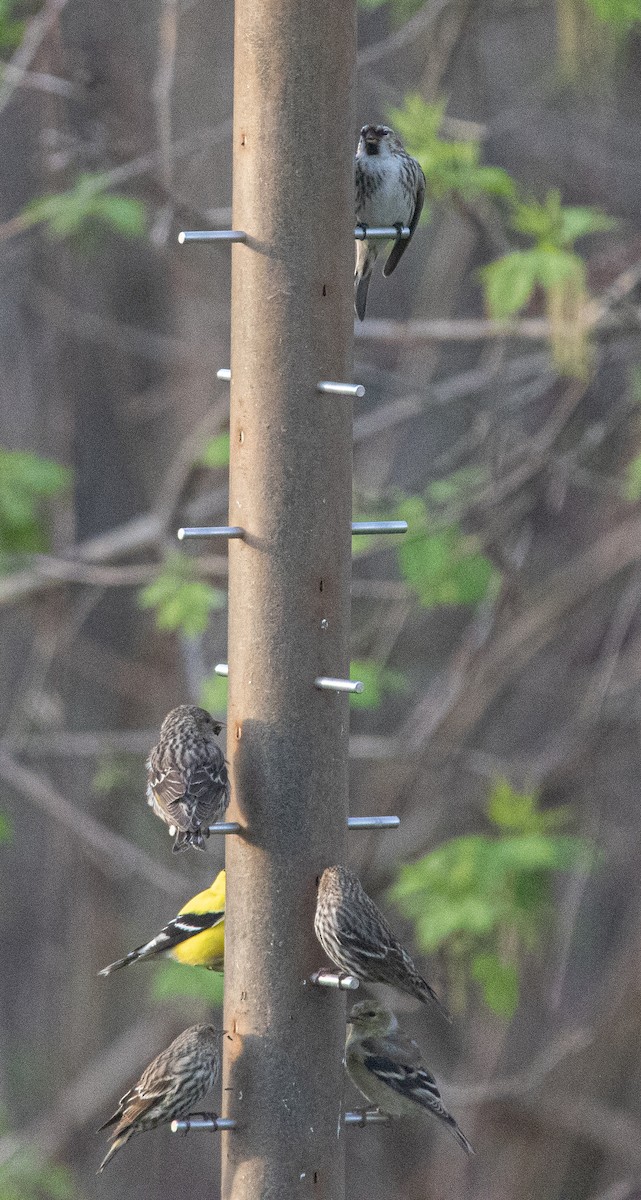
left=147, top=705, right=229, bottom=851
left=97, top=1023, right=221, bottom=1172
left=346, top=1000, right=473, bottom=1154
left=314, top=865, right=450, bottom=1021
left=354, top=123, right=425, bottom=321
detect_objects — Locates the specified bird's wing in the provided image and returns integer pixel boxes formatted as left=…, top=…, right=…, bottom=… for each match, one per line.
left=361, top=1037, right=444, bottom=1110
left=383, top=163, right=425, bottom=277
left=159, top=909, right=225, bottom=951
left=97, top=1087, right=134, bottom=1131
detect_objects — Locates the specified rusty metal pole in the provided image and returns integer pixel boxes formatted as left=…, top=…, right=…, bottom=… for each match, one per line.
left=222, top=2, right=356, bottom=1199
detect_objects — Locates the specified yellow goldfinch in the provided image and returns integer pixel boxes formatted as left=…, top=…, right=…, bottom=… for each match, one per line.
left=99, top=870, right=225, bottom=976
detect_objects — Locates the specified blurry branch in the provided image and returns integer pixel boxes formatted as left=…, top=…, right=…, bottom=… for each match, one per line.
left=358, top=0, right=451, bottom=68
left=31, top=282, right=194, bottom=364
left=2, top=68, right=76, bottom=98
left=445, top=1026, right=593, bottom=1106
left=150, top=0, right=179, bottom=244
left=0, top=0, right=70, bottom=117
left=587, top=1183, right=641, bottom=1200
left=0, top=729, right=401, bottom=761
left=0, top=485, right=228, bottom=607
left=0, top=749, right=187, bottom=897
left=0, top=554, right=227, bottom=588
left=0, top=1014, right=181, bottom=1164
left=501, top=1092, right=641, bottom=1169
left=354, top=312, right=630, bottom=344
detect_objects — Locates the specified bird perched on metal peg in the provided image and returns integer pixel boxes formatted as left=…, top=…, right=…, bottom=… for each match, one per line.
left=97, top=1024, right=222, bottom=1171
left=147, top=705, right=229, bottom=851
left=346, top=1001, right=473, bottom=1155
left=314, top=865, right=450, bottom=1021
left=354, top=123, right=425, bottom=321
left=98, top=870, right=225, bottom=976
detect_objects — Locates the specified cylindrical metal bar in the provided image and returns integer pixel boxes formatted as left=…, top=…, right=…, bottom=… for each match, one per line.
left=178, top=230, right=247, bottom=243
left=171, top=1117, right=238, bottom=1133
left=354, top=226, right=410, bottom=240
left=315, top=676, right=363, bottom=694
left=351, top=520, right=408, bottom=535
left=317, top=381, right=365, bottom=398
left=347, top=815, right=400, bottom=829
left=223, top=2, right=355, bottom=1198
left=217, top=368, right=232, bottom=381
left=309, top=969, right=359, bottom=991
left=214, top=663, right=229, bottom=677
left=208, top=822, right=242, bottom=835
left=177, top=527, right=245, bottom=540
left=344, top=1110, right=390, bottom=1126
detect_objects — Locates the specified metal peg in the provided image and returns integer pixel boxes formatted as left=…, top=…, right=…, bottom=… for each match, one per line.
left=345, top=1110, right=390, bottom=1126
left=178, top=230, right=247, bottom=243
left=317, top=381, right=365, bottom=398
left=354, top=226, right=410, bottom=241
left=351, top=520, right=408, bottom=535
left=348, top=815, right=400, bottom=829
left=171, top=1116, right=237, bottom=1133
left=217, top=368, right=231, bottom=381
left=310, top=969, right=359, bottom=991
left=214, top=663, right=229, bottom=677
left=177, top=526, right=244, bottom=540
left=315, top=677, right=363, bottom=694
left=208, top=822, right=241, bottom=835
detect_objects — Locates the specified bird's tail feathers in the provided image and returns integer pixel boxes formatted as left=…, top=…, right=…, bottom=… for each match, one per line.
left=354, top=241, right=378, bottom=321
left=354, top=273, right=371, bottom=322
left=416, top=976, right=452, bottom=1024
left=446, top=1115, right=474, bottom=1156
left=97, top=1128, right=134, bottom=1172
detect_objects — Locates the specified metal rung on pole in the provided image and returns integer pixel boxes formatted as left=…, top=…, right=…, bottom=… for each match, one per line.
left=317, top=381, right=365, bottom=398
left=310, top=969, right=359, bottom=990
left=207, top=816, right=400, bottom=835
left=178, top=526, right=244, bottom=540
left=315, top=677, right=363, bottom=694
left=344, top=1110, right=390, bottom=1126
left=354, top=226, right=410, bottom=240
left=177, top=522, right=406, bottom=540
left=217, top=368, right=232, bottom=381
left=347, top=815, right=400, bottom=829
left=178, top=230, right=247, bottom=243
left=171, top=1116, right=238, bottom=1133
left=351, top=520, right=408, bottom=535
left=179, top=227, right=409, bottom=243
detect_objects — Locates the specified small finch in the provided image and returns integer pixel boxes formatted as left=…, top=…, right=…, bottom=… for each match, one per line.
left=354, top=123, right=425, bottom=321
left=314, top=865, right=450, bottom=1021
left=97, top=1023, right=221, bottom=1172
left=98, top=870, right=225, bottom=976
left=147, top=705, right=229, bottom=852
left=346, top=1000, right=473, bottom=1154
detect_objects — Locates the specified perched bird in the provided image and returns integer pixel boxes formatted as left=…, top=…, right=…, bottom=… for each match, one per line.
left=354, top=123, right=425, bottom=320
left=97, top=1023, right=221, bottom=1172
left=98, top=870, right=225, bottom=976
left=346, top=1001, right=473, bottom=1154
left=315, top=865, right=450, bottom=1021
left=147, top=705, right=229, bottom=852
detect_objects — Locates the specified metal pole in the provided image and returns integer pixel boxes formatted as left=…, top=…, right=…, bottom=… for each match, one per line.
left=223, top=2, right=356, bottom=1198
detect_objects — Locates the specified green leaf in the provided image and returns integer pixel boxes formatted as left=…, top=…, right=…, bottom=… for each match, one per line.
left=399, top=525, right=498, bottom=607
left=200, top=433, right=231, bottom=469
left=585, top=0, right=641, bottom=29
left=0, top=811, right=11, bottom=843
left=0, top=449, right=71, bottom=559
left=480, top=251, right=539, bottom=319
left=94, top=194, right=146, bottom=237
left=471, top=953, right=519, bottom=1017
left=200, top=672, right=229, bottom=713
left=624, top=451, right=641, bottom=501
left=139, top=554, right=226, bottom=637
left=349, top=659, right=407, bottom=709
left=151, top=961, right=224, bottom=1005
